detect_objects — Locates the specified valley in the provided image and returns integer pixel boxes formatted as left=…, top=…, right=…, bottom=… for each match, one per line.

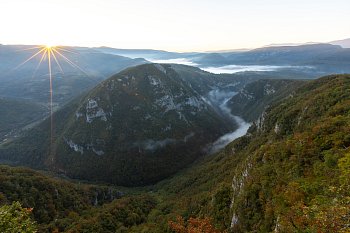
left=0, top=42, right=349, bottom=232
left=0, top=63, right=256, bottom=186
left=2, top=0, right=350, bottom=231
left=1, top=74, right=349, bottom=232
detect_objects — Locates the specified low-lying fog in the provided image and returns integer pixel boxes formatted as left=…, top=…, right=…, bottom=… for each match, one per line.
left=148, top=58, right=199, bottom=66
left=149, top=58, right=309, bottom=74
left=206, top=89, right=251, bottom=154
left=202, top=65, right=298, bottom=74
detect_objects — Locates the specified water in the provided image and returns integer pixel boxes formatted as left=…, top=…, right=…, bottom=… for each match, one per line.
left=207, top=90, right=251, bottom=154
left=209, top=116, right=250, bottom=154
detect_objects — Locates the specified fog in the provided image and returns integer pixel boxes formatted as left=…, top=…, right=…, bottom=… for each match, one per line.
left=135, top=132, right=195, bottom=152
left=208, top=116, right=251, bottom=154
left=149, top=58, right=199, bottom=66
left=201, top=65, right=293, bottom=74
left=206, top=89, right=251, bottom=154
left=139, top=138, right=177, bottom=151
left=149, top=58, right=303, bottom=74
left=207, top=89, right=237, bottom=106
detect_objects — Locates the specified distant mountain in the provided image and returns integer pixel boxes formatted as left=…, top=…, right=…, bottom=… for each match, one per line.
left=224, top=44, right=343, bottom=64
left=330, top=38, right=350, bottom=48
left=264, top=42, right=318, bottom=47
left=0, top=64, right=254, bottom=186
left=191, top=53, right=228, bottom=66
left=0, top=45, right=147, bottom=77
left=0, top=45, right=147, bottom=105
left=179, top=43, right=350, bottom=76
left=217, top=44, right=350, bottom=73
left=92, top=44, right=350, bottom=77
left=94, top=47, right=199, bottom=60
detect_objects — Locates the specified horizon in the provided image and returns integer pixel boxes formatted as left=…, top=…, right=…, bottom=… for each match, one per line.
left=1, top=38, right=348, bottom=53
left=1, top=0, right=350, bottom=52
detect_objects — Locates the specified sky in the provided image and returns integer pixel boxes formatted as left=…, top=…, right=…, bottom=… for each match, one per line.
left=0, top=0, right=349, bottom=52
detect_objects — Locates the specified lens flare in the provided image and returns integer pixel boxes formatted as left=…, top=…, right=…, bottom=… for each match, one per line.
left=14, top=45, right=88, bottom=163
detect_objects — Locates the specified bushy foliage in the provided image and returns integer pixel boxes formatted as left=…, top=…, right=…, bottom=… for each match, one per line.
left=0, top=64, right=243, bottom=186
left=0, top=165, right=123, bottom=232
left=229, top=75, right=350, bottom=232
left=169, top=216, right=223, bottom=233
left=228, top=79, right=305, bottom=121
left=0, top=201, right=38, bottom=233
left=138, top=75, right=350, bottom=232
left=1, top=75, right=350, bottom=232
left=64, top=195, right=157, bottom=233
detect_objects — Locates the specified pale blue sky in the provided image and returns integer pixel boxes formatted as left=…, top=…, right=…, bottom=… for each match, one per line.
left=1, top=0, right=349, bottom=51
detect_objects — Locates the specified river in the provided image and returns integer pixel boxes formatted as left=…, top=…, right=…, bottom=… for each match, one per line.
left=207, top=89, right=251, bottom=154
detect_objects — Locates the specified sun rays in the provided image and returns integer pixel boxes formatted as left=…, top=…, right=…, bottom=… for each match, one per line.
left=15, top=45, right=86, bottom=161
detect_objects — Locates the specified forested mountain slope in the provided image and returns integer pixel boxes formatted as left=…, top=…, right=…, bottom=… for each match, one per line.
left=1, top=75, right=349, bottom=233
left=134, top=74, right=350, bottom=232
left=0, top=64, right=253, bottom=186
left=228, top=79, right=305, bottom=122
left=0, top=98, right=47, bottom=142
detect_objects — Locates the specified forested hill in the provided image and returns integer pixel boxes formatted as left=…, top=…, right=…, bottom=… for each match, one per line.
left=138, top=74, right=350, bottom=232
left=0, top=98, right=48, bottom=142
left=0, top=63, right=251, bottom=186
left=227, top=79, right=305, bottom=122
left=0, top=74, right=349, bottom=232
left=227, top=74, right=350, bottom=232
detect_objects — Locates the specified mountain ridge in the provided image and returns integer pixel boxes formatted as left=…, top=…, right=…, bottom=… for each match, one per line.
left=1, top=74, right=350, bottom=232
left=330, top=38, right=350, bottom=48
left=0, top=45, right=148, bottom=106
left=0, top=63, right=254, bottom=186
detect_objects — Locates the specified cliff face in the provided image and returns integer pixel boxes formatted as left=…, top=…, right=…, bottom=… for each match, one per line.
left=1, top=75, right=349, bottom=233
left=147, top=75, right=350, bottom=232
left=228, top=75, right=350, bottom=232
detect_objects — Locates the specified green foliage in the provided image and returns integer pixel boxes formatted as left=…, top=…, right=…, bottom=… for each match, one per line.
left=168, top=216, right=223, bottom=233
left=0, top=165, right=124, bottom=232
left=0, top=201, right=38, bottom=233
left=228, top=79, right=305, bottom=121
left=0, top=63, right=253, bottom=186
left=1, top=74, right=350, bottom=232
left=136, top=74, right=350, bottom=232
left=64, top=195, right=157, bottom=233
left=211, top=184, right=232, bottom=229
left=228, top=75, right=350, bottom=232
left=338, top=153, right=350, bottom=186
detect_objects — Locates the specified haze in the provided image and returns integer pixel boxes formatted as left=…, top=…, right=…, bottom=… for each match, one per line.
left=1, top=0, right=350, bottom=51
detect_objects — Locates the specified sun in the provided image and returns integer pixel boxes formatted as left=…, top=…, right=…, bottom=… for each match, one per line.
left=45, top=42, right=59, bottom=49
left=13, top=44, right=87, bottom=161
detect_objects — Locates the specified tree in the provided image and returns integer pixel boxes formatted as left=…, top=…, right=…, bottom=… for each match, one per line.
left=169, top=216, right=224, bottom=233
left=0, top=201, right=38, bottom=233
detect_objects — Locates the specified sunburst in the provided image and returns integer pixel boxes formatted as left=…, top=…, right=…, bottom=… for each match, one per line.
left=14, top=45, right=87, bottom=162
